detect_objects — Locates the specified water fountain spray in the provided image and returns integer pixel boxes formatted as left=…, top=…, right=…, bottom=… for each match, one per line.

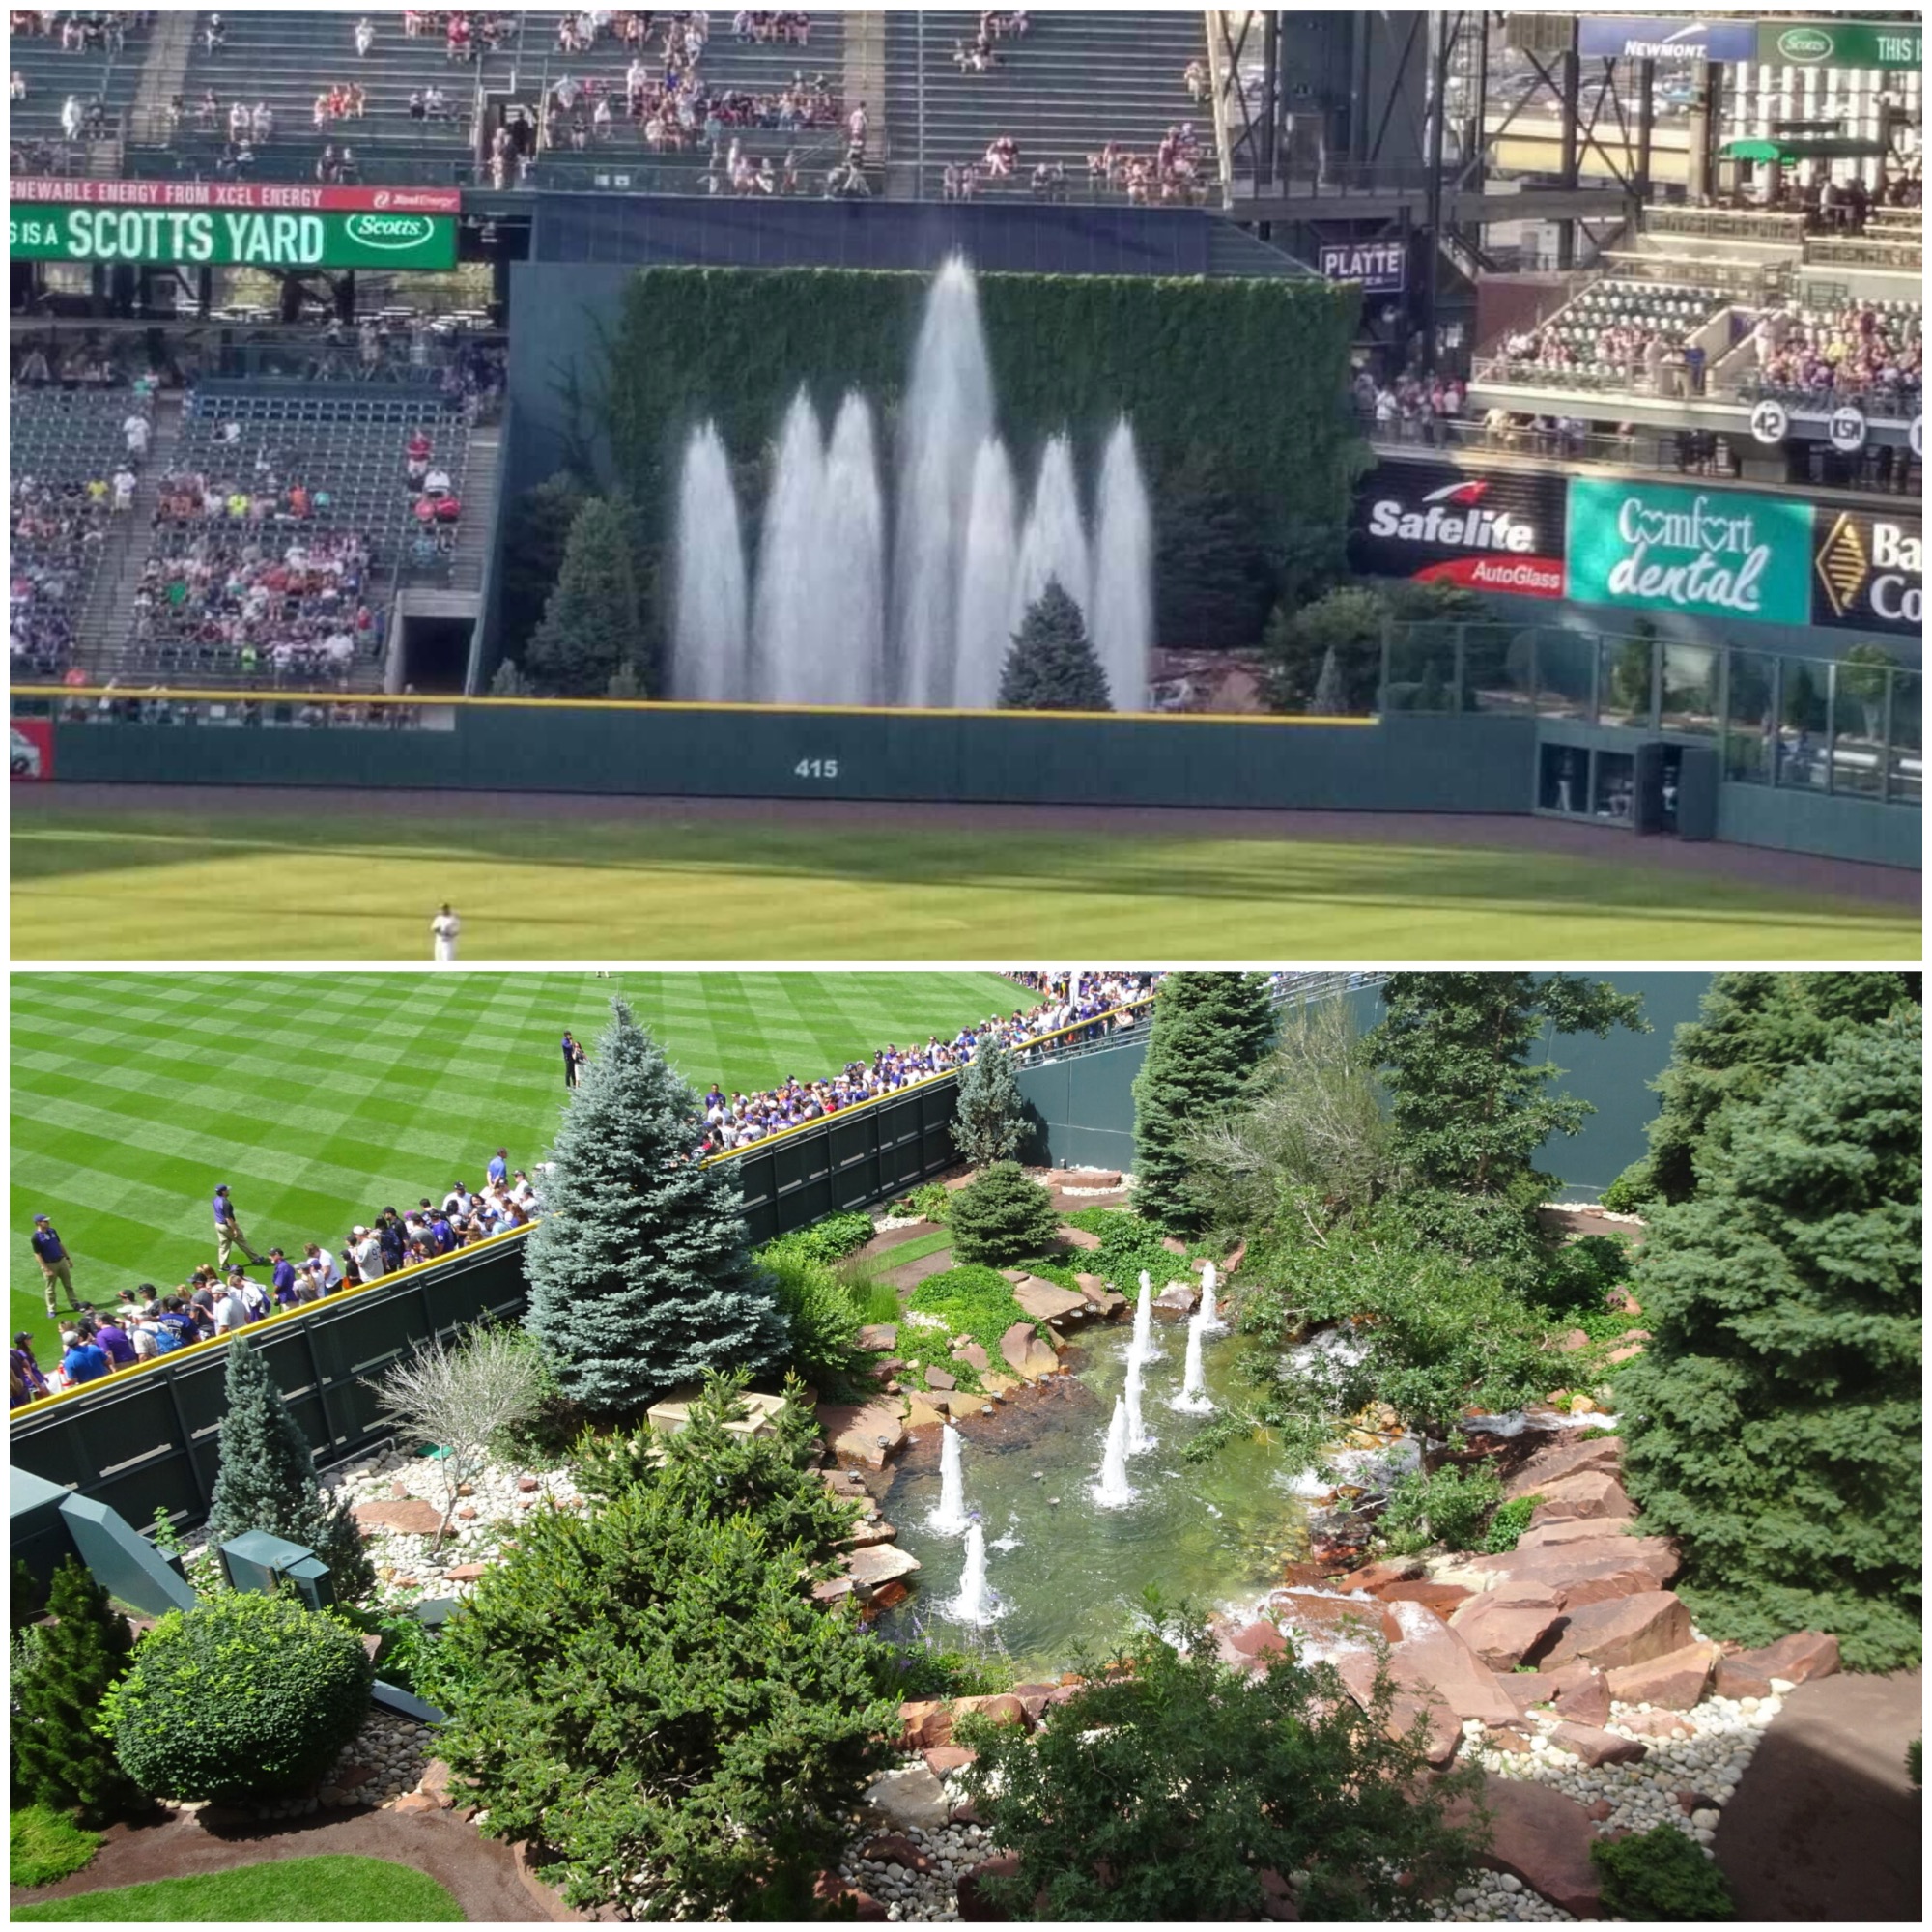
left=1130, top=1271, right=1159, bottom=1364
left=1093, top=1395, right=1135, bottom=1508
left=1170, top=1300, right=1215, bottom=1416
left=1124, top=1348, right=1156, bottom=1455
left=951, top=1516, right=997, bottom=1625
left=930, top=1422, right=971, bottom=1535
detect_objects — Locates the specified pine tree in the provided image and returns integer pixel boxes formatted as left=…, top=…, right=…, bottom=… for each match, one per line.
left=526, top=495, right=648, bottom=697
left=11, top=1556, right=145, bottom=1822
left=1310, top=644, right=1346, bottom=715
left=499, top=470, right=592, bottom=665
left=948, top=1161, right=1062, bottom=1267
left=1152, top=452, right=1279, bottom=652
left=489, top=656, right=529, bottom=696
left=952, top=1039, right=1027, bottom=1169
left=206, top=1333, right=375, bottom=1602
left=1618, top=1007, right=1922, bottom=1670
left=1130, top=973, right=1277, bottom=1232
left=1000, top=579, right=1112, bottom=712
left=524, top=999, right=788, bottom=1412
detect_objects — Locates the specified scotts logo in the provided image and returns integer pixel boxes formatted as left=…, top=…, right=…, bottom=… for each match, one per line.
left=1366, top=478, right=1536, bottom=553
left=1776, top=27, right=1834, bottom=61
left=344, top=213, right=436, bottom=247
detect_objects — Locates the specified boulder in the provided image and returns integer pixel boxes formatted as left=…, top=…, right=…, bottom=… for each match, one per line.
left=1451, top=1532, right=1680, bottom=1607
left=862, top=1765, right=951, bottom=1833
left=1619, top=1708, right=1694, bottom=1739
left=1151, top=1284, right=1197, bottom=1320
left=1160, top=1236, right=1189, bottom=1256
left=351, top=1498, right=442, bottom=1536
left=1380, top=1600, right=1522, bottom=1724
left=392, top=1791, right=440, bottom=1814
left=846, top=1544, right=922, bottom=1600
left=810, top=1577, right=855, bottom=1605
left=1371, top=1579, right=1473, bottom=1621
left=1604, top=1640, right=1719, bottom=1711
left=842, top=1520, right=899, bottom=1550
left=1606, top=1346, right=1644, bottom=1365
left=1552, top=1721, right=1648, bottom=1768
left=1256, top=1868, right=1299, bottom=1921
left=820, top=1398, right=908, bottom=1470
left=1446, top=1774, right=1605, bottom=1918
left=923, top=1745, right=978, bottom=1776
left=1555, top=1328, right=1591, bottom=1352
left=1541, top=1591, right=1693, bottom=1672
left=999, top=1322, right=1060, bottom=1380
left=953, top=1342, right=991, bottom=1374
left=1512, top=1518, right=1634, bottom=1550
left=903, top=1395, right=948, bottom=1431
left=1268, top=1590, right=1402, bottom=1644
left=857, top=1323, right=899, bottom=1352
left=1224, top=1619, right=1288, bottom=1662
left=1011, top=1278, right=1090, bottom=1324
left=1722, top=1631, right=1841, bottom=1689
left=1072, top=1273, right=1127, bottom=1316
left=1346, top=1556, right=1425, bottom=1591
left=444, top=1562, right=488, bottom=1582
left=898, top=1700, right=953, bottom=1748
left=953, top=1692, right=1030, bottom=1732
left=859, top=1833, right=932, bottom=1873
left=1525, top=1471, right=1636, bottom=1525
left=1550, top=1669, right=1612, bottom=1728
left=1502, top=1435, right=1623, bottom=1500
left=957, top=1854, right=1022, bottom=1921
left=1332, top=1650, right=1463, bottom=1766
left=1056, top=1225, right=1102, bottom=1252
left=1448, top=1588, right=1568, bottom=1670
left=924, top=1367, right=957, bottom=1392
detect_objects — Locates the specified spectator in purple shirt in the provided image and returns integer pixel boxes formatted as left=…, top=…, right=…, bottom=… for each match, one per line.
left=94, top=1316, right=138, bottom=1369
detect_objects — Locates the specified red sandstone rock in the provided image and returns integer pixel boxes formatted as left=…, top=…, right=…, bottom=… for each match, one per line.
left=1057, top=1225, right=1102, bottom=1251
left=1553, top=1721, right=1648, bottom=1767
left=1586, top=1798, right=1614, bottom=1823
left=821, top=1397, right=909, bottom=1468
left=1372, top=1579, right=1473, bottom=1620
left=1257, top=1868, right=1300, bottom=1920
left=1449, top=1588, right=1568, bottom=1670
left=1556, top=1328, right=1591, bottom=1352
left=958, top=1855, right=1023, bottom=1920
left=923, top=1746, right=978, bottom=1776
left=1447, top=1775, right=1605, bottom=1918
left=953, top=1692, right=1029, bottom=1731
left=898, top=1700, right=953, bottom=1748
left=1732, top=1630, right=1841, bottom=1686
left=1151, top=1284, right=1197, bottom=1320
left=351, top=1497, right=443, bottom=1536
left=1713, top=1656, right=1775, bottom=1699
left=1550, top=1669, right=1612, bottom=1728
left=1606, top=1346, right=1645, bottom=1365
left=924, top=1367, right=957, bottom=1391
left=1526, top=1471, right=1636, bottom=1525
left=1502, top=1435, right=1623, bottom=1501
left=444, top=1563, right=488, bottom=1582
left=953, top=1342, right=990, bottom=1373
left=1604, top=1640, right=1719, bottom=1710
left=1333, top=1650, right=1463, bottom=1766
left=1486, top=1724, right=1534, bottom=1754
left=1541, top=1590, right=1692, bottom=1671
left=1473, top=1533, right=1680, bottom=1606
left=857, top=1323, right=899, bottom=1351
left=1619, top=1708, right=1694, bottom=1739
left=1159, top=1236, right=1188, bottom=1256
left=1228, top=1619, right=1289, bottom=1661
left=999, top=1321, right=1059, bottom=1379
left=1346, top=1556, right=1426, bottom=1591
left=1270, top=1590, right=1401, bottom=1644
left=392, top=1791, right=440, bottom=1814
left=517, top=1474, right=540, bottom=1493
left=859, top=1833, right=932, bottom=1872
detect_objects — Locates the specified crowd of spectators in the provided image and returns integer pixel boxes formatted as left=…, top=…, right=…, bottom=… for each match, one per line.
left=14, top=1155, right=540, bottom=1403
left=1354, top=368, right=1468, bottom=440
left=1747, top=299, right=1923, bottom=411
left=1087, top=121, right=1208, bottom=206
left=952, top=9, right=1028, bottom=74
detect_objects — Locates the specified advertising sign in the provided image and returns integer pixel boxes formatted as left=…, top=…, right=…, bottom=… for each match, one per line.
left=10, top=719, right=54, bottom=782
left=1576, top=16, right=1758, bottom=61
left=1566, top=480, right=1811, bottom=624
left=8, top=177, right=462, bottom=213
left=1811, top=508, right=1922, bottom=637
left=10, top=205, right=458, bottom=270
left=1754, top=19, right=1924, bottom=68
left=1352, top=461, right=1568, bottom=598
left=1318, top=240, right=1407, bottom=295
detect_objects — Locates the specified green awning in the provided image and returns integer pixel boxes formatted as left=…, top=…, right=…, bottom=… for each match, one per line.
left=1722, top=135, right=1888, bottom=162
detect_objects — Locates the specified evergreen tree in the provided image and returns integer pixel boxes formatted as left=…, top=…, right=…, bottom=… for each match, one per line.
left=524, top=999, right=787, bottom=1412
left=1153, top=452, right=1279, bottom=652
left=499, top=470, right=592, bottom=666
left=1610, top=973, right=1919, bottom=1209
left=1368, top=974, right=1647, bottom=1283
left=526, top=495, right=648, bottom=697
left=1310, top=644, right=1346, bottom=715
left=11, top=1556, right=145, bottom=1822
left=1619, top=1007, right=1922, bottom=1670
left=947, top=1161, right=1062, bottom=1267
left=489, top=656, right=530, bottom=696
left=1131, top=973, right=1277, bottom=1231
left=207, top=1334, right=375, bottom=1602
left=952, top=1039, right=1028, bottom=1169
left=999, top=580, right=1112, bottom=712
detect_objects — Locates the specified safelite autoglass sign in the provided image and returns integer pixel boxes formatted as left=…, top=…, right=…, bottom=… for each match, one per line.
left=9, top=206, right=457, bottom=270
left=1565, top=479, right=1811, bottom=625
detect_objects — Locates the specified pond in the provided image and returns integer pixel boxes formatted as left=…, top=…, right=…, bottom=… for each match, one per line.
left=875, top=1315, right=1312, bottom=1678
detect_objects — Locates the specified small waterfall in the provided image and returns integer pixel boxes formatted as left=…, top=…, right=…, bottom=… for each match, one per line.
left=953, top=435, right=1019, bottom=710
left=669, top=422, right=748, bottom=701
left=930, top=1422, right=970, bottom=1535
left=1130, top=1271, right=1159, bottom=1364
left=1170, top=1303, right=1214, bottom=1415
left=952, top=1519, right=996, bottom=1625
left=1011, top=434, right=1092, bottom=641
left=894, top=253, right=995, bottom=708
left=812, top=392, right=887, bottom=705
left=1093, top=1395, right=1134, bottom=1508
left=1091, top=416, right=1152, bottom=712
left=1124, top=1349, right=1155, bottom=1455
left=750, top=388, right=825, bottom=703
left=1198, top=1262, right=1225, bottom=1335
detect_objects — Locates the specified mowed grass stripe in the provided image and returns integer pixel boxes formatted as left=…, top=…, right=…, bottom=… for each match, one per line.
left=11, top=969, right=1017, bottom=1360
left=12, top=809, right=1912, bottom=960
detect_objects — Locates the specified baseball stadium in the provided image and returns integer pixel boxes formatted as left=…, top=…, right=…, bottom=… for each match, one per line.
left=9, top=8, right=1921, bottom=959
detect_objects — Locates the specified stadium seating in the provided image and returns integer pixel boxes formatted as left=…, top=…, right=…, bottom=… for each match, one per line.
left=1492, top=277, right=1731, bottom=389
left=1748, top=298, right=1923, bottom=412
left=7, top=9, right=151, bottom=165
left=881, top=10, right=1208, bottom=197
left=11, top=386, right=153, bottom=679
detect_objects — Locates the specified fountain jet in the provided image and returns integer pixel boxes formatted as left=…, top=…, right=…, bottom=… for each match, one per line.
left=749, top=387, right=825, bottom=703
left=1130, top=1271, right=1159, bottom=1363
left=669, top=422, right=748, bottom=701
left=953, top=435, right=1018, bottom=709
left=813, top=391, right=887, bottom=705
left=1124, top=1350, right=1155, bottom=1455
left=1198, top=1261, right=1226, bottom=1335
left=1170, top=1301, right=1215, bottom=1415
left=1091, top=416, right=1152, bottom=711
left=930, top=1422, right=971, bottom=1535
left=1094, top=1395, right=1135, bottom=1508
left=1011, top=433, right=1092, bottom=639
left=951, top=1519, right=997, bottom=1625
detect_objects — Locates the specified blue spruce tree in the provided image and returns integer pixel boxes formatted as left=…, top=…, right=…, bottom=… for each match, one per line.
left=524, top=999, right=788, bottom=1411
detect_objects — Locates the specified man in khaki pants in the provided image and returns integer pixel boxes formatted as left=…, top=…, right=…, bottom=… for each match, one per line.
left=30, top=1214, right=80, bottom=1320
left=213, top=1184, right=267, bottom=1271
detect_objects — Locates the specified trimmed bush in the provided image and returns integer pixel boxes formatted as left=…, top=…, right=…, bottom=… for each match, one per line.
left=102, top=1593, right=374, bottom=1802
left=1589, top=1824, right=1735, bottom=1920
left=781, top=1210, right=877, bottom=1264
left=947, top=1161, right=1061, bottom=1267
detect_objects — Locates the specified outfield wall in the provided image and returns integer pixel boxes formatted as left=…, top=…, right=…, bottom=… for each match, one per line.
left=41, top=707, right=1536, bottom=813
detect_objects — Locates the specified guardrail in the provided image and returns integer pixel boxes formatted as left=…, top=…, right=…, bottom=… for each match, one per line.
left=1645, top=207, right=1808, bottom=246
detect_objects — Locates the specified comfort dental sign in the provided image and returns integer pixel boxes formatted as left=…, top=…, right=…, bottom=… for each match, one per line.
left=1565, top=480, right=1810, bottom=625
left=10, top=205, right=457, bottom=270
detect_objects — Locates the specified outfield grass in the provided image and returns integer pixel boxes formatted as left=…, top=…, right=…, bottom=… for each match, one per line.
left=9, top=970, right=1014, bottom=1358
left=12, top=1853, right=463, bottom=1920
left=11, top=805, right=1915, bottom=959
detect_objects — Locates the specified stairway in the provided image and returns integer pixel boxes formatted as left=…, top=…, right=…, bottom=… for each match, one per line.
left=76, top=394, right=183, bottom=673
left=445, top=420, right=501, bottom=595
left=128, top=8, right=197, bottom=147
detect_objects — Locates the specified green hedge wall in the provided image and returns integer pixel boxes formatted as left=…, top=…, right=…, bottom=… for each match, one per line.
left=593, top=267, right=1364, bottom=614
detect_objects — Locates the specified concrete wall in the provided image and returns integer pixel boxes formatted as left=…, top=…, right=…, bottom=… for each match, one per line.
left=1716, top=781, right=1924, bottom=869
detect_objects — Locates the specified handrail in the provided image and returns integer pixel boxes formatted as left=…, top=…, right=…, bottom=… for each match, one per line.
left=1200, top=9, right=1234, bottom=213
left=9, top=1222, right=536, bottom=1422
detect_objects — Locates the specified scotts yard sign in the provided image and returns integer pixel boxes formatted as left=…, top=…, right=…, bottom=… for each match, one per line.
left=1566, top=480, right=1810, bottom=625
left=1756, top=19, right=1923, bottom=68
left=10, top=206, right=458, bottom=270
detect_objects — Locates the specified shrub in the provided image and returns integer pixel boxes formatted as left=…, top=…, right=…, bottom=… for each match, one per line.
left=754, top=1236, right=864, bottom=1386
left=1483, top=1495, right=1537, bottom=1554
left=1908, top=1738, right=1921, bottom=1788
left=11, top=1558, right=145, bottom=1824
left=907, top=1181, right=952, bottom=1225
left=10, top=1804, right=101, bottom=1889
left=954, top=1605, right=1484, bottom=1919
left=873, top=1634, right=1011, bottom=1702
left=781, top=1210, right=877, bottom=1264
left=102, top=1593, right=375, bottom=1802
left=1601, top=1163, right=1654, bottom=1215
left=1535, top=1235, right=1635, bottom=1322
left=1589, top=1824, right=1736, bottom=1920
left=1378, top=1462, right=1504, bottom=1555
left=947, top=1161, right=1062, bottom=1267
